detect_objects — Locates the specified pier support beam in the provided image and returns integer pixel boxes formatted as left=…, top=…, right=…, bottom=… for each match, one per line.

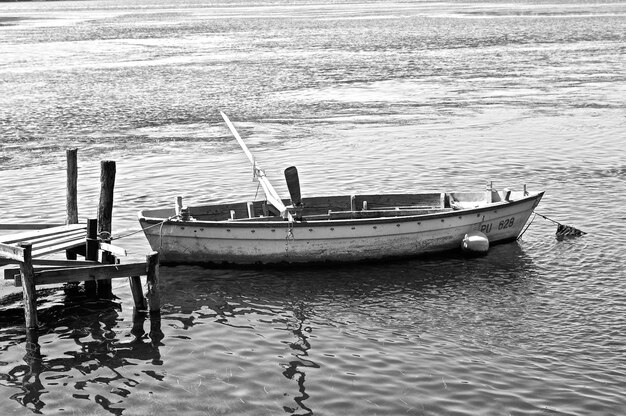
left=145, top=251, right=160, bottom=313
left=18, top=243, right=38, bottom=329
left=129, top=275, right=147, bottom=311
left=84, top=219, right=98, bottom=296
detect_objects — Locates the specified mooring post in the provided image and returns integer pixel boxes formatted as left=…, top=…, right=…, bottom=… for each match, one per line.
left=147, top=250, right=163, bottom=343
left=98, top=160, right=116, bottom=239
left=85, top=219, right=99, bottom=261
left=145, top=251, right=160, bottom=313
left=84, top=219, right=98, bottom=296
left=18, top=242, right=38, bottom=329
left=66, top=148, right=78, bottom=225
left=66, top=148, right=78, bottom=260
left=97, top=160, right=116, bottom=297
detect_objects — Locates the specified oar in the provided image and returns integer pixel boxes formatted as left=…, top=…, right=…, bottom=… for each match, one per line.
left=284, top=166, right=302, bottom=207
left=284, top=166, right=303, bottom=220
left=219, top=111, right=289, bottom=218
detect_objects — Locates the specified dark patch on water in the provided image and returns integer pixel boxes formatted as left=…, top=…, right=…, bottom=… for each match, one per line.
left=597, top=167, right=626, bottom=179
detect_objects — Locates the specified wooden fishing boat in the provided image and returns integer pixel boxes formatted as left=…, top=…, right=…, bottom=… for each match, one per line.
left=137, top=113, right=544, bottom=266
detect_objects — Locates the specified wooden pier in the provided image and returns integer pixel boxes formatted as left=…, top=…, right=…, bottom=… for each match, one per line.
left=0, top=149, right=160, bottom=329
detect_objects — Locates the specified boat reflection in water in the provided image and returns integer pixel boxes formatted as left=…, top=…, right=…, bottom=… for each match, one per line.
left=0, top=242, right=537, bottom=415
left=153, top=241, right=538, bottom=415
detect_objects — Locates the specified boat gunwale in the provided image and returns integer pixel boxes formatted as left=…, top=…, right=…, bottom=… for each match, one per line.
left=138, top=191, right=544, bottom=229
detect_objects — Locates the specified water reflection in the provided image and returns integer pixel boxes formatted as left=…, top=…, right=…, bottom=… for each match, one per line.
left=154, top=242, right=537, bottom=415
left=13, top=330, right=44, bottom=413
left=280, top=302, right=317, bottom=415
left=0, top=242, right=538, bottom=415
left=0, top=294, right=163, bottom=415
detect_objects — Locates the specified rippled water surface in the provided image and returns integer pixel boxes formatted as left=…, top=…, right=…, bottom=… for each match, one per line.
left=1, top=0, right=625, bottom=415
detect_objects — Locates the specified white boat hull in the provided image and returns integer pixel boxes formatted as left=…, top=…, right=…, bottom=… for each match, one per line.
left=138, top=191, right=543, bottom=265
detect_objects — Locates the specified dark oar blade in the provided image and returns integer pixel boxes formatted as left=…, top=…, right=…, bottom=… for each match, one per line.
left=284, top=166, right=302, bottom=207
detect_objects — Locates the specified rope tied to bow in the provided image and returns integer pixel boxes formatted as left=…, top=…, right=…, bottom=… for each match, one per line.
left=535, top=212, right=586, bottom=240
left=110, top=214, right=180, bottom=241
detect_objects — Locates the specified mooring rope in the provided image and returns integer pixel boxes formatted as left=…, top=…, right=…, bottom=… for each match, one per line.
left=534, top=212, right=561, bottom=225
left=516, top=212, right=536, bottom=240
left=531, top=211, right=586, bottom=239
left=110, top=214, right=180, bottom=241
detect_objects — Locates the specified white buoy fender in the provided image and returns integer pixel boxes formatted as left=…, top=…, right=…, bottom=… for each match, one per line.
left=462, top=231, right=490, bottom=254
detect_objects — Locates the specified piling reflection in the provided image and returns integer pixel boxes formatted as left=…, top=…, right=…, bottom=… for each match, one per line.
left=12, top=329, right=44, bottom=413
left=0, top=294, right=163, bottom=415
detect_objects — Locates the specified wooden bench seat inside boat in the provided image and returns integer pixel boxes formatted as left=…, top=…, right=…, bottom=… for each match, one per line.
left=325, top=207, right=452, bottom=220
left=186, top=193, right=450, bottom=221
left=352, top=193, right=445, bottom=211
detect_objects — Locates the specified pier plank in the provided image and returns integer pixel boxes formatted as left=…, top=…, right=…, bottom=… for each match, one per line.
left=0, top=223, right=66, bottom=231
left=4, top=259, right=100, bottom=280
left=11, top=229, right=85, bottom=247
left=31, top=237, right=86, bottom=258
left=0, top=224, right=85, bottom=245
left=34, top=263, right=147, bottom=286
left=0, top=224, right=86, bottom=259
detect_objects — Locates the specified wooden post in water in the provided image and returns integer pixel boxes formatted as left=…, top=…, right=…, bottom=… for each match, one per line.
left=97, top=161, right=116, bottom=297
left=145, top=252, right=160, bottom=313
left=18, top=243, right=38, bottom=329
left=84, top=219, right=98, bottom=296
left=66, top=149, right=78, bottom=260
left=85, top=219, right=99, bottom=261
left=129, top=275, right=147, bottom=311
left=98, top=160, right=116, bottom=240
left=66, top=149, right=79, bottom=225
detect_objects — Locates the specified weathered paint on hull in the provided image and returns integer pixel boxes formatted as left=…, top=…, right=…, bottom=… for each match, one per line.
left=139, top=192, right=543, bottom=265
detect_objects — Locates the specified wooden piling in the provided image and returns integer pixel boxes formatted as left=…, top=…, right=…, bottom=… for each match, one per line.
left=129, top=276, right=147, bottom=311
left=145, top=251, right=160, bottom=313
left=97, top=160, right=116, bottom=239
left=0, top=150, right=164, bottom=331
left=97, top=161, right=116, bottom=297
left=66, top=149, right=78, bottom=225
left=98, top=253, right=115, bottom=299
left=66, top=148, right=78, bottom=260
left=84, top=219, right=98, bottom=296
left=18, top=243, right=38, bottom=329
left=85, top=219, right=99, bottom=261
